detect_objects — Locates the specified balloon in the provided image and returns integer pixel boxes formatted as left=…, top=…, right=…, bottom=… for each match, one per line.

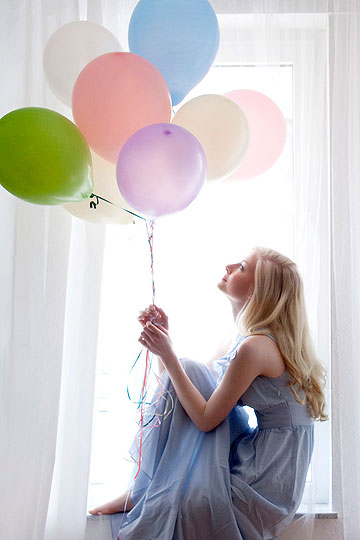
left=172, top=94, right=249, bottom=181
left=225, top=90, right=287, bottom=179
left=72, top=52, right=172, bottom=163
left=0, top=107, right=93, bottom=205
left=128, top=0, right=219, bottom=106
left=116, top=123, right=206, bottom=218
left=43, top=21, right=123, bottom=107
left=63, top=152, right=135, bottom=224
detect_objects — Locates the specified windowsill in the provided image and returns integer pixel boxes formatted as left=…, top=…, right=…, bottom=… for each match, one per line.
left=85, top=509, right=339, bottom=540
left=86, top=507, right=338, bottom=522
left=295, top=503, right=338, bottom=519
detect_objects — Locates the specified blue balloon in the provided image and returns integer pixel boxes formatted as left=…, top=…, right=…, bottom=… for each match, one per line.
left=128, top=0, right=219, bottom=106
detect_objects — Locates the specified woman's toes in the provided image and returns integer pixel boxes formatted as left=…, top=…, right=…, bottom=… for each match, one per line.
left=88, top=494, right=134, bottom=515
left=88, top=507, right=101, bottom=515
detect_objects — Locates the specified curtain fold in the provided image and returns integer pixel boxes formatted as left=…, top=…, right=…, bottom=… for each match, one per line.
left=0, top=1, right=106, bottom=540
left=0, top=199, right=73, bottom=540
left=330, top=1, right=360, bottom=539
left=44, top=220, right=106, bottom=540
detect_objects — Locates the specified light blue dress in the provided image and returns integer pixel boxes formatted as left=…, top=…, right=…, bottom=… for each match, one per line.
left=111, top=334, right=314, bottom=540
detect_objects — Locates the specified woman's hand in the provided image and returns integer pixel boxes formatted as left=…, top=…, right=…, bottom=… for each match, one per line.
left=139, top=321, right=176, bottom=363
left=138, top=304, right=169, bottom=330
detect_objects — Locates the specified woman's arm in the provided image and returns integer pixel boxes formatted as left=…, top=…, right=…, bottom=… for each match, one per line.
left=156, top=355, right=165, bottom=375
left=139, top=323, right=268, bottom=432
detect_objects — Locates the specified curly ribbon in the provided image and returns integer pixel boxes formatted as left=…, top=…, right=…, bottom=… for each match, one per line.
left=131, top=218, right=160, bottom=481
left=133, top=348, right=149, bottom=479
left=127, top=218, right=175, bottom=490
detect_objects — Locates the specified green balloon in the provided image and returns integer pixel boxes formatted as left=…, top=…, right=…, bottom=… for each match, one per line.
left=0, top=107, right=93, bottom=205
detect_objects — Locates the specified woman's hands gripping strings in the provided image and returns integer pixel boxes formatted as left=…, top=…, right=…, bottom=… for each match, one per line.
left=138, top=305, right=173, bottom=374
left=138, top=304, right=169, bottom=330
left=138, top=308, right=176, bottom=364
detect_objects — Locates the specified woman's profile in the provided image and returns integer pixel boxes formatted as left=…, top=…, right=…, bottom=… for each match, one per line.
left=90, top=246, right=328, bottom=540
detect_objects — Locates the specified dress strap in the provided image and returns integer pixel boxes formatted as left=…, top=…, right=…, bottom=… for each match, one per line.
left=243, top=332, right=277, bottom=343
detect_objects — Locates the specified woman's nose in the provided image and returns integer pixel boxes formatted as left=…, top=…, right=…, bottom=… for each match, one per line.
left=226, top=265, right=232, bottom=273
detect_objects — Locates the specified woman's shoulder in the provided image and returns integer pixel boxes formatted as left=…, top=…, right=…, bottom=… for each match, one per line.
left=239, top=334, right=286, bottom=378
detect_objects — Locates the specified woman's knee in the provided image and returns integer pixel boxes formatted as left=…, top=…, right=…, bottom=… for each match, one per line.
left=179, top=358, right=216, bottom=399
left=180, top=358, right=209, bottom=380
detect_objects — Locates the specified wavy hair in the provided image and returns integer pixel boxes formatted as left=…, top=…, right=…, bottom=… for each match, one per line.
left=237, top=247, right=328, bottom=422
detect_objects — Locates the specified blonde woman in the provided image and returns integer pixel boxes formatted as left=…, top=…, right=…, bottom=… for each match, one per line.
left=90, top=247, right=327, bottom=540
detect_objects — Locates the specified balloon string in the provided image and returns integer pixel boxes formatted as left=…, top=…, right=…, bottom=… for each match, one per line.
left=88, top=192, right=146, bottom=220
left=131, top=218, right=156, bottom=483
left=146, top=219, right=156, bottom=304
left=133, top=348, right=150, bottom=480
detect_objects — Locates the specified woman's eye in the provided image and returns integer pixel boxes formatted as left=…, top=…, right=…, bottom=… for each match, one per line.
left=239, top=264, right=244, bottom=271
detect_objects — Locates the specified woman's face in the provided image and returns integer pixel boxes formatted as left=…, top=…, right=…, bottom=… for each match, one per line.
left=218, top=251, right=258, bottom=307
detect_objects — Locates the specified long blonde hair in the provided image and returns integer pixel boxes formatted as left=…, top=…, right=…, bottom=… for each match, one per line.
left=238, top=247, right=328, bottom=422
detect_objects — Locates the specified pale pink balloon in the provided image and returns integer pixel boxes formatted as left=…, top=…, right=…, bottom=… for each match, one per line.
left=225, top=90, right=287, bottom=179
left=72, top=52, right=172, bottom=163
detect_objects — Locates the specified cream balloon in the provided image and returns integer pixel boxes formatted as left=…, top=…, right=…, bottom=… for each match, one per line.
left=63, top=152, right=136, bottom=224
left=172, top=94, right=249, bottom=181
left=43, top=21, right=123, bottom=107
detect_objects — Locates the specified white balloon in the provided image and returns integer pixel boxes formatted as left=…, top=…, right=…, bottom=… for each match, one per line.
left=43, top=21, right=123, bottom=107
left=172, top=94, right=249, bottom=181
left=63, top=152, right=136, bottom=225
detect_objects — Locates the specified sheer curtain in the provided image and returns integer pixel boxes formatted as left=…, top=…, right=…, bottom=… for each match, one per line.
left=330, top=1, right=360, bottom=539
left=224, top=2, right=360, bottom=538
left=0, top=2, right=106, bottom=540
left=1, top=1, right=360, bottom=540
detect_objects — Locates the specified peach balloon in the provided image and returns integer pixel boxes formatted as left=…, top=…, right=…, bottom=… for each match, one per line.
left=72, top=52, right=172, bottom=163
left=225, top=90, right=287, bottom=179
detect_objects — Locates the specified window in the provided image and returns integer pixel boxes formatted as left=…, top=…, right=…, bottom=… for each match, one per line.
left=87, top=13, right=331, bottom=512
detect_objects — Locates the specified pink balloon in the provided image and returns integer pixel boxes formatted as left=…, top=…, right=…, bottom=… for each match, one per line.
left=72, top=52, right=172, bottom=163
left=225, top=90, right=286, bottom=179
left=116, top=123, right=206, bottom=218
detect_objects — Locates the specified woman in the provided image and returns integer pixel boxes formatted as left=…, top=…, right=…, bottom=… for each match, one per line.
left=90, top=247, right=328, bottom=540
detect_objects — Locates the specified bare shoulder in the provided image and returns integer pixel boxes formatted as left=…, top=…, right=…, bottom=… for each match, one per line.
left=237, top=335, right=286, bottom=378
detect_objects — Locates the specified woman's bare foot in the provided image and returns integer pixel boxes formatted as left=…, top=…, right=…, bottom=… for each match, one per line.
left=88, top=492, right=134, bottom=515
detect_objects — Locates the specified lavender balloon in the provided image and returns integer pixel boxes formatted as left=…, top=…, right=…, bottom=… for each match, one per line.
left=116, top=123, right=206, bottom=218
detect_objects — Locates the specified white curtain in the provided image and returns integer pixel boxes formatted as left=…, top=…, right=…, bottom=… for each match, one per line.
left=223, top=2, right=360, bottom=538
left=330, top=1, right=360, bottom=539
left=1, top=1, right=360, bottom=540
left=0, top=2, right=106, bottom=540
